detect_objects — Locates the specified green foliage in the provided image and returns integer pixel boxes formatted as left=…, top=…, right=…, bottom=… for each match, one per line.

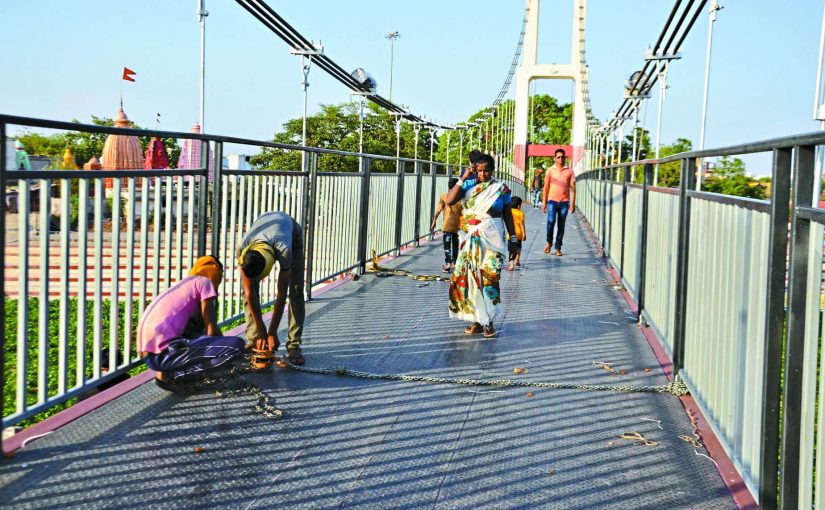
left=16, top=131, right=68, bottom=158
left=4, top=297, right=144, bottom=427
left=250, top=102, right=430, bottom=173
left=528, top=95, right=573, bottom=145
left=621, top=127, right=653, bottom=162
left=656, top=137, right=693, bottom=188
left=703, top=156, right=766, bottom=199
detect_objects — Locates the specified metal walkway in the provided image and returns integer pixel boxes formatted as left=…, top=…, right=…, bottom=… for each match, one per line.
left=0, top=207, right=736, bottom=509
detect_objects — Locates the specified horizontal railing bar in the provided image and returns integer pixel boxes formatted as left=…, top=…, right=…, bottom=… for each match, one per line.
left=5, top=169, right=206, bottom=180
left=593, top=129, right=825, bottom=170
left=311, top=264, right=361, bottom=287
left=222, top=169, right=308, bottom=177
left=796, top=205, right=825, bottom=223
left=646, top=185, right=680, bottom=195
left=317, top=171, right=366, bottom=177
left=1, top=358, right=143, bottom=427
left=687, top=190, right=770, bottom=212
left=0, top=114, right=431, bottom=165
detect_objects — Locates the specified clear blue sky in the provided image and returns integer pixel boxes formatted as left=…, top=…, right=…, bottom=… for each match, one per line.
left=2, top=0, right=823, bottom=175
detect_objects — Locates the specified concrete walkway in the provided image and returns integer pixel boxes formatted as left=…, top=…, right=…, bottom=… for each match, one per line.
left=0, top=206, right=736, bottom=509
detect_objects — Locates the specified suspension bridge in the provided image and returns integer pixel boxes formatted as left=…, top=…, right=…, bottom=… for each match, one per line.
left=1, top=1, right=823, bottom=508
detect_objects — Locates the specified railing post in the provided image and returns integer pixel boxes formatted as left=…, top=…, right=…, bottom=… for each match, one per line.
left=394, top=158, right=405, bottom=255
left=210, top=141, right=223, bottom=258
left=413, top=161, right=423, bottom=246
left=759, top=147, right=792, bottom=510
left=599, top=168, right=608, bottom=254
left=197, top=140, right=209, bottom=257
left=672, top=157, right=697, bottom=375
left=0, top=121, right=6, bottom=452
left=356, top=156, right=372, bottom=273
left=429, top=162, right=437, bottom=240
left=778, top=144, right=815, bottom=510
left=637, top=163, right=653, bottom=323
left=619, top=166, right=629, bottom=280
left=304, top=152, right=318, bottom=300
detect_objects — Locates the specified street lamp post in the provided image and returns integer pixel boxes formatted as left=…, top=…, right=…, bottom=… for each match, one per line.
left=197, top=0, right=208, bottom=132
left=698, top=0, right=723, bottom=190
left=386, top=31, right=400, bottom=101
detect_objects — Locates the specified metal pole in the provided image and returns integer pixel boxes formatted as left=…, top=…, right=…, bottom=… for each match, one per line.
left=446, top=131, right=451, bottom=164
left=389, top=38, right=394, bottom=101
left=698, top=1, right=722, bottom=190
left=301, top=56, right=312, bottom=149
left=359, top=96, right=365, bottom=155
left=654, top=61, right=668, bottom=186
left=395, top=115, right=402, bottom=160
left=459, top=129, right=464, bottom=166
left=386, top=31, right=400, bottom=102
left=198, top=0, right=208, bottom=132
left=813, top=3, right=825, bottom=206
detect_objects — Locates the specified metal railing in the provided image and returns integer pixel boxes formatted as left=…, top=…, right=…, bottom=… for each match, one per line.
left=578, top=132, right=825, bottom=510
left=0, top=114, right=525, bottom=430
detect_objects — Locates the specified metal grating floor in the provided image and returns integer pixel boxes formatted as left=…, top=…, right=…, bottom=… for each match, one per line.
left=0, top=207, right=736, bottom=509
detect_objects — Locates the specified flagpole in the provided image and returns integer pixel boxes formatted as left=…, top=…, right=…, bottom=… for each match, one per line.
left=198, top=0, right=208, bottom=132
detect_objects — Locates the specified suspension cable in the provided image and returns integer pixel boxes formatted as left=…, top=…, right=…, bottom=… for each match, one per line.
left=235, top=0, right=455, bottom=130
left=603, top=0, right=708, bottom=131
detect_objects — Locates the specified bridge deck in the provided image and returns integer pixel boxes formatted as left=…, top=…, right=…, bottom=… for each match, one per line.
left=0, top=208, right=736, bottom=509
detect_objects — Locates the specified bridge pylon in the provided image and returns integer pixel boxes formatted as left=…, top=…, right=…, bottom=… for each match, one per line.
left=514, top=0, right=588, bottom=177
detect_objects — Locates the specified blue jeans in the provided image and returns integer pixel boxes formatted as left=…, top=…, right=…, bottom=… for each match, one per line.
left=443, top=232, right=459, bottom=264
left=546, top=200, right=570, bottom=250
left=145, top=335, right=245, bottom=380
left=532, top=189, right=543, bottom=207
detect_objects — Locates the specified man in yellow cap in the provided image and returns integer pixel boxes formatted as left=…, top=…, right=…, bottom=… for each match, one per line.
left=138, top=255, right=245, bottom=391
left=238, top=211, right=306, bottom=365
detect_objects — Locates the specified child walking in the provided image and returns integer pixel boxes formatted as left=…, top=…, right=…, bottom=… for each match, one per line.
left=508, top=196, right=526, bottom=271
left=432, top=177, right=464, bottom=272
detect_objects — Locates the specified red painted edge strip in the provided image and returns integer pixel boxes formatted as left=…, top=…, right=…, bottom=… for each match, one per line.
left=4, top=370, right=155, bottom=453
left=4, top=234, right=440, bottom=453
left=578, top=215, right=757, bottom=510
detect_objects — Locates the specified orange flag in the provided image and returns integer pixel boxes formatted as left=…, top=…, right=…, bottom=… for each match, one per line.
left=122, top=67, right=136, bottom=82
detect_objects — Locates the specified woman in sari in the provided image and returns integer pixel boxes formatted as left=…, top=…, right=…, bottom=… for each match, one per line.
left=445, top=153, right=518, bottom=338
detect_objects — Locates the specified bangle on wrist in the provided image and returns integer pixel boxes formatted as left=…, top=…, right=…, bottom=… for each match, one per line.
left=456, top=179, right=464, bottom=186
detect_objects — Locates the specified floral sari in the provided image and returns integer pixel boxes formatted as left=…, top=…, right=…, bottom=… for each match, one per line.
left=448, top=179, right=510, bottom=324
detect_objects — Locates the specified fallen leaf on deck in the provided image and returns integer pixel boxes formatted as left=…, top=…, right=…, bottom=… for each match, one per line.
left=643, top=368, right=652, bottom=373
left=513, top=367, right=527, bottom=375
left=547, top=469, right=556, bottom=476
left=526, top=392, right=534, bottom=398
left=607, top=441, right=616, bottom=447
left=276, top=360, right=288, bottom=368
left=619, top=371, right=626, bottom=375
left=383, top=335, right=390, bottom=339
left=194, top=447, right=204, bottom=454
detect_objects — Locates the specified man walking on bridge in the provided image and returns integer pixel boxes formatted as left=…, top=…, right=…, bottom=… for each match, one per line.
left=238, top=211, right=307, bottom=366
left=542, top=148, right=576, bottom=256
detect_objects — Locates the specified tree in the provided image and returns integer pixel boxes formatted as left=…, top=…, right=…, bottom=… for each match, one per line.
left=529, top=95, right=573, bottom=145
left=620, top=127, right=652, bottom=162
left=656, top=137, right=693, bottom=187
left=250, top=102, right=429, bottom=173
left=703, top=156, right=766, bottom=199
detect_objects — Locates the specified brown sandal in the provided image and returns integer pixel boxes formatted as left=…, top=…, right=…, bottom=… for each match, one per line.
left=464, top=323, right=483, bottom=335
left=483, top=324, right=496, bottom=338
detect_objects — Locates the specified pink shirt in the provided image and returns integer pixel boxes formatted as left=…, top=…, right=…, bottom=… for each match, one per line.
left=138, top=276, right=217, bottom=354
left=545, top=166, right=575, bottom=203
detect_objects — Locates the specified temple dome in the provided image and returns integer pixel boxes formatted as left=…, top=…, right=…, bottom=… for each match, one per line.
left=178, top=123, right=214, bottom=181
left=60, top=147, right=79, bottom=170
left=101, top=106, right=143, bottom=171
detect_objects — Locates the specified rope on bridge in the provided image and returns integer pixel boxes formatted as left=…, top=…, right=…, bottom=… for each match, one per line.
left=364, top=250, right=450, bottom=282
left=283, top=363, right=690, bottom=397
